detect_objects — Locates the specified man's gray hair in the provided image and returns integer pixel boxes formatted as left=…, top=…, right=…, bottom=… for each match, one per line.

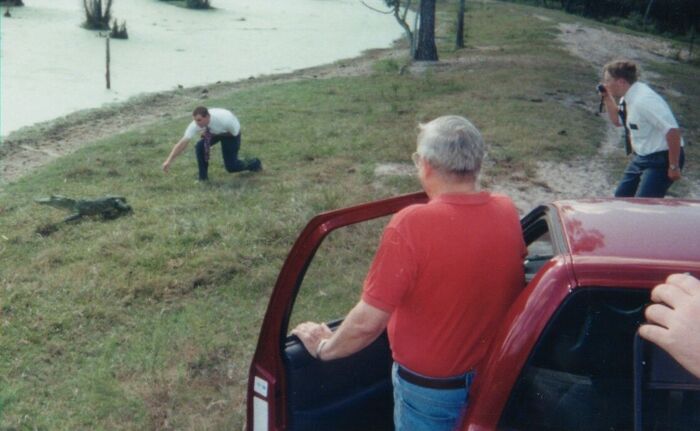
left=417, top=115, right=485, bottom=177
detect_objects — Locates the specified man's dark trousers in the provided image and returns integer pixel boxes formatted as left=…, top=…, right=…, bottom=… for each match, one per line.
left=195, top=133, right=260, bottom=180
left=614, top=149, right=685, bottom=198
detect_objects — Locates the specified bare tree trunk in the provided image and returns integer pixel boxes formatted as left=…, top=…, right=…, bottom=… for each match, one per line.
left=414, top=0, right=438, bottom=61
left=455, top=0, right=466, bottom=48
left=643, top=0, right=655, bottom=27
left=106, top=36, right=111, bottom=89
left=689, top=25, right=696, bottom=61
left=412, top=7, right=419, bottom=56
left=390, top=0, right=414, bottom=53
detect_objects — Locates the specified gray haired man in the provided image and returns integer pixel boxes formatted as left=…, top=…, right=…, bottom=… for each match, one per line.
left=292, top=115, right=526, bottom=431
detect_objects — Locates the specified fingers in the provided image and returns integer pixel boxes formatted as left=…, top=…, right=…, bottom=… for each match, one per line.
left=290, top=322, right=313, bottom=338
left=291, top=321, right=332, bottom=358
left=666, top=273, right=700, bottom=295
left=638, top=323, right=670, bottom=350
left=651, top=282, right=691, bottom=309
left=291, top=322, right=326, bottom=341
left=644, top=303, right=673, bottom=328
left=643, top=274, right=700, bottom=345
left=291, top=322, right=317, bottom=354
left=320, top=322, right=332, bottom=335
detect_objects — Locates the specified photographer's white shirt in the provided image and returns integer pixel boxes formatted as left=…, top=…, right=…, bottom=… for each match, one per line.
left=621, top=82, right=683, bottom=156
left=183, top=108, right=241, bottom=140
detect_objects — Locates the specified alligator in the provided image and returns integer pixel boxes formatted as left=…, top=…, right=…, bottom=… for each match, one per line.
left=35, top=195, right=132, bottom=223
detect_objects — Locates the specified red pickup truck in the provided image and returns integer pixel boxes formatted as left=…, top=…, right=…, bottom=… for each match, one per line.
left=246, top=193, right=700, bottom=431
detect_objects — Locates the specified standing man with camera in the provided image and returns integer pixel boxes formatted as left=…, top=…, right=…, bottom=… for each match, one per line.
left=599, top=59, right=685, bottom=198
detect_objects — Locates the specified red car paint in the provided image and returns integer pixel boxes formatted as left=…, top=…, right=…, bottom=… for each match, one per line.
left=247, top=194, right=700, bottom=431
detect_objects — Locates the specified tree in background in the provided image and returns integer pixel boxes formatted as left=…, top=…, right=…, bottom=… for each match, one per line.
left=381, top=0, right=438, bottom=61
left=456, top=0, right=466, bottom=48
left=514, top=0, right=699, bottom=39
left=383, top=0, right=416, bottom=55
left=414, top=0, right=438, bottom=60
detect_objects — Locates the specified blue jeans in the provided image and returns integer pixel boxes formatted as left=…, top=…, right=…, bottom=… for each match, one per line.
left=195, top=133, right=261, bottom=180
left=614, top=149, right=685, bottom=198
left=392, top=363, right=475, bottom=431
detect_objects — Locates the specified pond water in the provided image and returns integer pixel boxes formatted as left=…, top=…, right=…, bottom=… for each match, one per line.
left=0, top=0, right=404, bottom=137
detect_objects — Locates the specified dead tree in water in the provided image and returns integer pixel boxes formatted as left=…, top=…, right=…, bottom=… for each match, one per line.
left=2, top=0, right=23, bottom=16
left=83, top=0, right=113, bottom=30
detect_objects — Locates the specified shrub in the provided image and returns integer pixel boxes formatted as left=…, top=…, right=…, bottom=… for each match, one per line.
left=186, top=0, right=210, bottom=9
left=110, top=19, right=128, bottom=39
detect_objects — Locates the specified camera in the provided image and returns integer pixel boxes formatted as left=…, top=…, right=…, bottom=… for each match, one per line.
left=597, top=84, right=607, bottom=113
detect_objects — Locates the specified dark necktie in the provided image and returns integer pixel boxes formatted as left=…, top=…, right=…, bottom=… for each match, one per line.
left=618, top=100, right=632, bottom=155
left=203, top=127, right=213, bottom=162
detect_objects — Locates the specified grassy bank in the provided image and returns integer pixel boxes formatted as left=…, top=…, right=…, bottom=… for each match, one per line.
left=0, top=1, right=697, bottom=429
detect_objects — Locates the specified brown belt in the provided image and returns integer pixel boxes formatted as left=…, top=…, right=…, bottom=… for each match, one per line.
left=397, top=366, right=467, bottom=390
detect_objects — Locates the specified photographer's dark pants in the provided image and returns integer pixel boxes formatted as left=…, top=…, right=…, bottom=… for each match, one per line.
left=614, top=149, right=685, bottom=198
left=195, top=133, right=261, bottom=180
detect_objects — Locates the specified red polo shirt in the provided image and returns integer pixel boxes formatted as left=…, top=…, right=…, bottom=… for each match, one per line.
left=362, top=192, right=526, bottom=377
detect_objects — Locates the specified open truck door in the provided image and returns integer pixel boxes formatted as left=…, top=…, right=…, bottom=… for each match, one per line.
left=246, top=192, right=428, bottom=431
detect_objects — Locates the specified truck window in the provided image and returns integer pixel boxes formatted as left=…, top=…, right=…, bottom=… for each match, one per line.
left=523, top=217, right=555, bottom=283
left=288, top=216, right=389, bottom=330
left=499, top=288, right=648, bottom=431
left=635, top=334, right=700, bottom=430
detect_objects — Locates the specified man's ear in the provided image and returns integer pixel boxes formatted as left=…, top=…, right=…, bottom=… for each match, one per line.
left=421, top=159, right=434, bottom=178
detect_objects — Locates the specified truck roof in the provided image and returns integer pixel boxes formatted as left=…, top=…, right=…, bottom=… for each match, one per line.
left=552, top=198, right=700, bottom=288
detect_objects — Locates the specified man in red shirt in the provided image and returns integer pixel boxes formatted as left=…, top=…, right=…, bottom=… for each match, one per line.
left=292, top=115, right=526, bottom=430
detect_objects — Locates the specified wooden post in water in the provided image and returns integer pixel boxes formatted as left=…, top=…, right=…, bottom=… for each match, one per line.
left=106, top=35, right=111, bottom=89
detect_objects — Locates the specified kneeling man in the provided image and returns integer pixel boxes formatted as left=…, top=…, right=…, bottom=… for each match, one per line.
left=162, top=106, right=261, bottom=181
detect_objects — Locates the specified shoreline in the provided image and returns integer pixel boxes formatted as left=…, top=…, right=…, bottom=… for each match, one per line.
left=1, top=0, right=409, bottom=137
left=0, top=44, right=406, bottom=184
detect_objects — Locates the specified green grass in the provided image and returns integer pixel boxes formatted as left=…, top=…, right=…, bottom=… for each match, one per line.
left=0, top=1, right=697, bottom=429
